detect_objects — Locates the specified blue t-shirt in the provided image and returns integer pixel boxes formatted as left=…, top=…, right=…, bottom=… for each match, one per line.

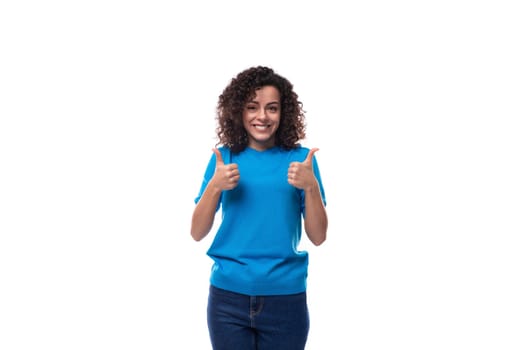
left=194, top=145, right=326, bottom=296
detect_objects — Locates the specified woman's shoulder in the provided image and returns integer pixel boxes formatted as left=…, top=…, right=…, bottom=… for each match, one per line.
left=216, top=146, right=232, bottom=163
left=276, top=144, right=311, bottom=161
left=289, top=144, right=310, bottom=155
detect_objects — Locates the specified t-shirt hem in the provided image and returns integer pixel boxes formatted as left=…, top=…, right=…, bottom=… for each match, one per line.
left=210, top=275, right=307, bottom=296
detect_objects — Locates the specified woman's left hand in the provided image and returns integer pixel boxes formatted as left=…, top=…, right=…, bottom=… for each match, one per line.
left=287, top=148, right=319, bottom=190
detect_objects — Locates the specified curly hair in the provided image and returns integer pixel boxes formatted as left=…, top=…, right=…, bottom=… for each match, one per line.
left=216, top=66, right=306, bottom=153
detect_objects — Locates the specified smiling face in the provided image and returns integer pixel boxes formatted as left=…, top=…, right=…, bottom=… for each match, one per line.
left=242, top=85, right=281, bottom=151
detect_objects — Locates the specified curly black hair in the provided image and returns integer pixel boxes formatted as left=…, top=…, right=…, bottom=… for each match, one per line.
left=215, top=66, right=306, bottom=153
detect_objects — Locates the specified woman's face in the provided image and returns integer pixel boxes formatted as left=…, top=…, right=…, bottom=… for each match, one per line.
left=242, top=85, right=281, bottom=151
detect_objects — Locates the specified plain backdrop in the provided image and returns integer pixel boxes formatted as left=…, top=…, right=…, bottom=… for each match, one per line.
left=1, top=1, right=524, bottom=349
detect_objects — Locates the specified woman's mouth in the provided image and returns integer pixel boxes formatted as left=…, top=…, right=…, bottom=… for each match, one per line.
left=253, top=124, right=270, bottom=131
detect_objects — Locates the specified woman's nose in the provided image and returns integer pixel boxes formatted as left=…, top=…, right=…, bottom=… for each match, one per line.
left=257, top=107, right=268, bottom=119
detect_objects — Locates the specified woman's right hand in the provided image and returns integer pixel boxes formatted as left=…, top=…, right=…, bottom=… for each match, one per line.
left=211, top=148, right=240, bottom=191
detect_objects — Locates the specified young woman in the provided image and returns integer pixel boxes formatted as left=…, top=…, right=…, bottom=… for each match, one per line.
left=191, top=66, right=328, bottom=350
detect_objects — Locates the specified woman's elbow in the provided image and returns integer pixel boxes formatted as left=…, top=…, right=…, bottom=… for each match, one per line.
left=190, top=227, right=208, bottom=242
left=306, top=226, right=327, bottom=246
left=190, top=232, right=202, bottom=242
left=311, top=233, right=327, bottom=246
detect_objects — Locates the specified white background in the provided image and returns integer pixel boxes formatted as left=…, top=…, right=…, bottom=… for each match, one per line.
left=1, top=1, right=524, bottom=349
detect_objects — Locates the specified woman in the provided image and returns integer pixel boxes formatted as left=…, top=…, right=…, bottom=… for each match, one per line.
left=191, top=66, right=328, bottom=350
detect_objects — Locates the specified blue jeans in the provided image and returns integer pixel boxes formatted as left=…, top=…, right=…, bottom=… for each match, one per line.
left=207, top=285, right=310, bottom=350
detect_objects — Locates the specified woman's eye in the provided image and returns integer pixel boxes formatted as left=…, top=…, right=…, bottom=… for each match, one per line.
left=267, top=106, right=279, bottom=112
left=246, top=105, right=257, bottom=111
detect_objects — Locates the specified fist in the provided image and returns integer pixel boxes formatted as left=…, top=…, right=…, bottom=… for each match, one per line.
left=288, top=148, right=319, bottom=190
left=211, top=148, right=240, bottom=190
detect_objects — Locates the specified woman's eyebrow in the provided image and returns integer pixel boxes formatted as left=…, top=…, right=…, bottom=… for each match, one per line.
left=246, top=100, right=279, bottom=105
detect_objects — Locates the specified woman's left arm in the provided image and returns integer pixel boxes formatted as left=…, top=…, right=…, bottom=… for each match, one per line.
left=288, top=148, right=328, bottom=246
left=303, top=182, right=328, bottom=245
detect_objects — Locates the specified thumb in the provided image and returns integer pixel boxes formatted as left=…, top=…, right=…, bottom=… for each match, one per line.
left=212, top=148, right=224, bottom=165
left=303, top=147, right=319, bottom=164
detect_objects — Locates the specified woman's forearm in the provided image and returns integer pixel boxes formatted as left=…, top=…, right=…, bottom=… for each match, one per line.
left=303, top=182, right=328, bottom=246
left=190, top=183, right=222, bottom=241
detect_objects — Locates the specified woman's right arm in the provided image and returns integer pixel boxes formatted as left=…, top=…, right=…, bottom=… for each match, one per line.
left=190, top=149, right=239, bottom=241
left=190, top=180, right=222, bottom=241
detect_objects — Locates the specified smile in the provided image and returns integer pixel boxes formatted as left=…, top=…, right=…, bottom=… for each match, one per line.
left=253, top=124, right=271, bottom=130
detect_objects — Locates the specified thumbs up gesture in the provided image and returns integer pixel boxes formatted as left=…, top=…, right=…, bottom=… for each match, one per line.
left=211, top=148, right=240, bottom=191
left=288, top=148, right=319, bottom=190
